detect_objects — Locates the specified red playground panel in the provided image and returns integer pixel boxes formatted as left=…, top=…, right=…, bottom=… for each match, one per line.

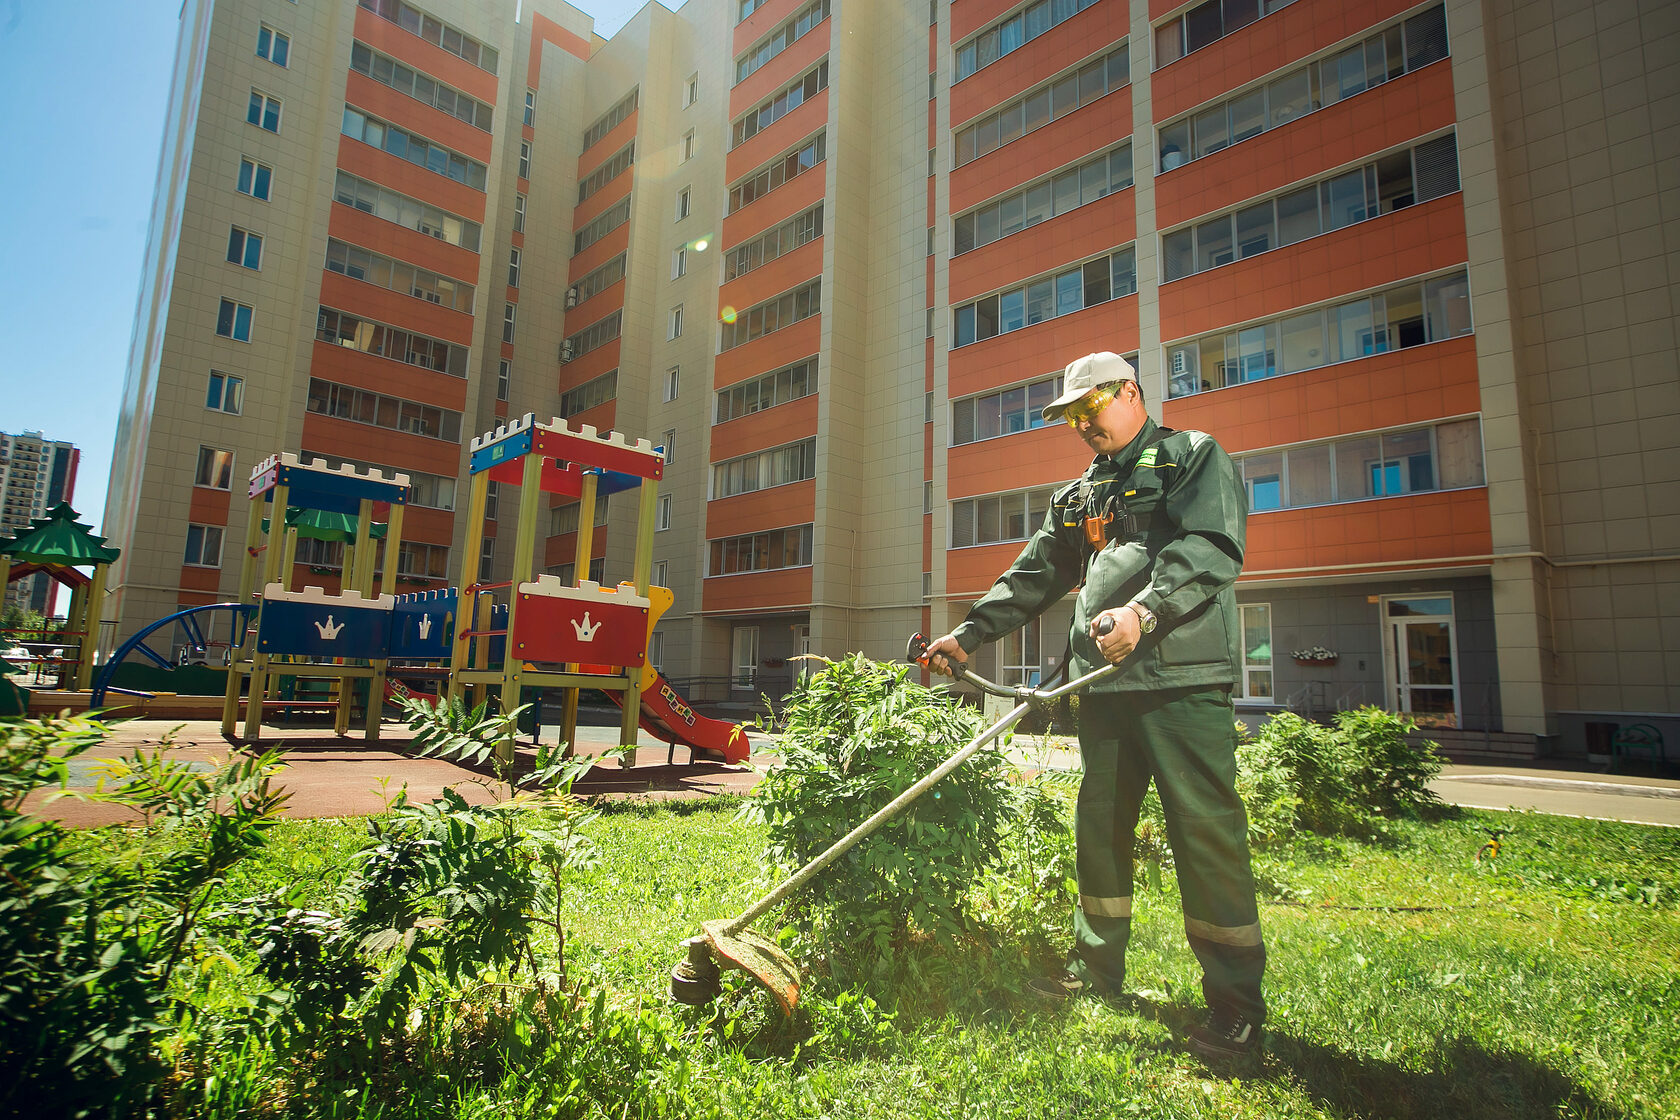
left=511, top=577, right=649, bottom=666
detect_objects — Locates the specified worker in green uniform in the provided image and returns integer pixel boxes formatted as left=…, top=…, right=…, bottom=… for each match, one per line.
left=924, top=351, right=1265, bottom=1061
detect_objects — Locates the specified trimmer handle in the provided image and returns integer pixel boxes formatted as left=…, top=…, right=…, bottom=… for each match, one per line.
left=907, top=616, right=1113, bottom=681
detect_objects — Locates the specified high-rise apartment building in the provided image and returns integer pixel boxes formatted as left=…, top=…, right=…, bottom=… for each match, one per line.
left=1, top=431, right=81, bottom=614
left=109, top=0, right=1679, bottom=757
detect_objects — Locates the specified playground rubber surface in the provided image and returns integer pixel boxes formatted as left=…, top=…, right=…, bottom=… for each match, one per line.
left=23, top=715, right=778, bottom=828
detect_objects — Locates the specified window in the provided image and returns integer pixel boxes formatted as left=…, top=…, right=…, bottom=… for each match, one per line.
left=316, top=306, right=468, bottom=376
left=1001, top=618, right=1042, bottom=686
left=217, top=299, right=253, bottom=342
left=676, top=187, right=691, bottom=220
left=306, top=378, right=464, bottom=442
left=396, top=542, right=451, bottom=580
left=326, top=239, right=475, bottom=312
left=548, top=496, right=610, bottom=536
left=665, top=366, right=680, bottom=401
left=481, top=536, right=495, bottom=564
left=724, top=203, right=823, bottom=280
left=686, top=75, right=699, bottom=106
left=487, top=481, right=502, bottom=522
left=562, top=311, right=622, bottom=360
left=729, top=132, right=825, bottom=212
left=954, top=143, right=1131, bottom=252
left=952, top=248, right=1134, bottom=348
left=574, top=197, right=632, bottom=254
left=732, top=61, right=828, bottom=147
left=1231, top=418, right=1484, bottom=514
left=507, top=248, right=521, bottom=288
left=184, top=524, right=224, bottom=568
left=256, top=26, right=289, bottom=66
left=226, top=227, right=263, bottom=269
left=1165, top=268, right=1473, bottom=397
left=955, top=45, right=1129, bottom=166
left=524, top=89, right=536, bottom=125
left=559, top=370, right=617, bottom=417
left=731, top=626, right=759, bottom=688
left=672, top=246, right=688, bottom=278
left=657, top=494, right=673, bottom=531
left=952, top=374, right=1064, bottom=444
left=653, top=560, right=669, bottom=588
left=247, top=90, right=281, bottom=132
left=1156, top=8, right=1446, bottom=172
left=682, top=131, right=696, bottom=161
left=1160, top=134, right=1460, bottom=282
left=949, top=488, right=1055, bottom=547
left=738, top=0, right=766, bottom=21
left=341, top=106, right=489, bottom=190
left=512, top=193, right=526, bottom=233
left=955, top=0, right=1104, bottom=83
left=712, top=438, right=816, bottom=498
left=1239, top=604, right=1273, bottom=700
left=668, top=305, right=684, bottom=339
left=720, top=279, right=821, bottom=350
left=357, top=0, right=499, bottom=72
left=195, top=446, right=235, bottom=490
left=582, top=88, right=639, bottom=152
left=736, top=0, right=830, bottom=85
left=496, top=360, right=510, bottom=401
left=578, top=142, right=634, bottom=202
left=502, top=303, right=517, bottom=343
left=518, top=140, right=531, bottom=179
left=649, top=630, right=665, bottom=671
left=206, top=371, right=243, bottom=414
left=333, top=170, right=482, bottom=251
left=350, top=41, right=493, bottom=130
left=715, top=358, right=818, bottom=422
left=709, top=525, right=814, bottom=575
left=573, top=254, right=627, bottom=304
left=237, top=157, right=272, bottom=200
left=1154, top=0, right=1296, bottom=70
left=662, top=428, right=676, bottom=464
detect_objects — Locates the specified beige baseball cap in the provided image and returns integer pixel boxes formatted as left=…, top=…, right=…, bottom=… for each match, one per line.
left=1040, top=351, right=1138, bottom=422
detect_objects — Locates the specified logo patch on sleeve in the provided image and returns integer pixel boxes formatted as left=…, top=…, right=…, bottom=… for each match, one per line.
left=1138, top=447, right=1159, bottom=468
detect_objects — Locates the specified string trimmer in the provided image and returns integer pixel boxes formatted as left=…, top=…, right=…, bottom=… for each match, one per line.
left=670, top=620, right=1117, bottom=1014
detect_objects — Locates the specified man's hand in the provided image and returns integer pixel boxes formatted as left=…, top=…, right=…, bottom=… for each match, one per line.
left=923, top=632, right=968, bottom=677
left=1091, top=607, right=1141, bottom=665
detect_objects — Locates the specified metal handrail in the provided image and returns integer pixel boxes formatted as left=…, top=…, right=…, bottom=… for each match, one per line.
left=91, top=603, right=257, bottom=706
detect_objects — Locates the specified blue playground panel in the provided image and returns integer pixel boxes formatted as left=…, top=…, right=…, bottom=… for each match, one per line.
left=258, top=597, right=392, bottom=660
left=390, top=589, right=507, bottom=662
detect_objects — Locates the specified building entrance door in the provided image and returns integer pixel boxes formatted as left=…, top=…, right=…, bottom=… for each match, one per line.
left=1384, top=595, right=1459, bottom=727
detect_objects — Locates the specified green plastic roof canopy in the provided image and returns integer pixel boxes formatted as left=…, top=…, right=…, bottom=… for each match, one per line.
left=260, top=507, right=389, bottom=542
left=0, top=503, right=120, bottom=566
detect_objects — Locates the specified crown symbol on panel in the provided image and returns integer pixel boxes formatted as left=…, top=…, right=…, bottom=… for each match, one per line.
left=417, top=613, right=433, bottom=639
left=571, top=612, right=602, bottom=642
left=314, top=615, right=345, bottom=640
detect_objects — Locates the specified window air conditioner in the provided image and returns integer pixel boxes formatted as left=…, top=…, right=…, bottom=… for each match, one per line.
left=565, top=286, right=580, bottom=309
left=560, top=340, right=575, bottom=363
left=1171, top=350, right=1188, bottom=375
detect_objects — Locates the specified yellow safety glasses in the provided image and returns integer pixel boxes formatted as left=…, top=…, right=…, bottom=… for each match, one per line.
left=1063, top=386, right=1116, bottom=427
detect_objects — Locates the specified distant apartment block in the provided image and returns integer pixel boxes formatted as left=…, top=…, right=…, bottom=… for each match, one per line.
left=108, top=0, right=1680, bottom=757
left=1, top=431, right=80, bottom=615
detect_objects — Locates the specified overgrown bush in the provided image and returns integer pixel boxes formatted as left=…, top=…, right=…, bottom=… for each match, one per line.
left=1246, top=707, right=1442, bottom=837
left=0, top=715, right=287, bottom=1118
left=749, top=654, right=1020, bottom=960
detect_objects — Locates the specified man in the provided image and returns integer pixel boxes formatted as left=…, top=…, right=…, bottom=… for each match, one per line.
left=924, top=351, right=1265, bottom=1061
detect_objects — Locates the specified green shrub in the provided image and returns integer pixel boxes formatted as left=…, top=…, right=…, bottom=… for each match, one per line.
left=1331, top=706, right=1443, bottom=817
left=749, top=654, right=1018, bottom=960
left=0, top=716, right=288, bottom=1118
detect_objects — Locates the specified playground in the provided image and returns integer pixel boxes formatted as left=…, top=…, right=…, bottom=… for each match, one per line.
left=6, top=414, right=751, bottom=768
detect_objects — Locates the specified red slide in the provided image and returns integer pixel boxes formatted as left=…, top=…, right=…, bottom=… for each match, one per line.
left=599, top=671, right=751, bottom=765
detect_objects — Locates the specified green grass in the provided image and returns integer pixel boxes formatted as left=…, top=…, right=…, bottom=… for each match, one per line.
left=97, top=798, right=1680, bottom=1119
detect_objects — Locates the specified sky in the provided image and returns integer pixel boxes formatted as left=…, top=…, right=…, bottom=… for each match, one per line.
left=0, top=0, right=673, bottom=540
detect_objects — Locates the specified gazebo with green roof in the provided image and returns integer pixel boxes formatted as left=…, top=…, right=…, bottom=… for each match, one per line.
left=0, top=503, right=120, bottom=690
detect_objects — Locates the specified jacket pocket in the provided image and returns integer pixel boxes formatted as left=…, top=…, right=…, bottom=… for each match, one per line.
left=1158, top=600, right=1228, bottom=666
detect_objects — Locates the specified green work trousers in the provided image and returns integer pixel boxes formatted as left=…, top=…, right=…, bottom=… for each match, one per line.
left=1070, top=686, right=1266, bottom=1023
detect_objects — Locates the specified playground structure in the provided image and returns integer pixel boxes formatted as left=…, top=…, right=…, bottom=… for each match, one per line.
left=0, top=503, right=119, bottom=697
left=145, top=418, right=751, bottom=767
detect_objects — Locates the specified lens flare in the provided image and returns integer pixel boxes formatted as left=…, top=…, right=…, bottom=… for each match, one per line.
left=720, top=305, right=737, bottom=324
left=693, top=238, right=709, bottom=252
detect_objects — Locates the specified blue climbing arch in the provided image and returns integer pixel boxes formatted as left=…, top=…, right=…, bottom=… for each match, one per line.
left=91, top=603, right=256, bottom=707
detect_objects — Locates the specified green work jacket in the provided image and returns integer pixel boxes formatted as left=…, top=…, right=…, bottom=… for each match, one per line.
left=951, top=419, right=1247, bottom=692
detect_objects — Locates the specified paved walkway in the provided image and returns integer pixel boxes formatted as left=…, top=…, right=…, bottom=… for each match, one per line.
left=20, top=716, right=1680, bottom=829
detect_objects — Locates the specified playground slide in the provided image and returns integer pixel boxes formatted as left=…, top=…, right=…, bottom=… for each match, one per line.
left=608, top=672, right=751, bottom=765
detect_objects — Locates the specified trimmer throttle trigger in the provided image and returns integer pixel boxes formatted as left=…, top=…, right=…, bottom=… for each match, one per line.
left=906, top=633, right=931, bottom=665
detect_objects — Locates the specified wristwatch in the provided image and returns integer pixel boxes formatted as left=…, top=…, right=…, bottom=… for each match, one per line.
left=1125, top=601, right=1157, bottom=634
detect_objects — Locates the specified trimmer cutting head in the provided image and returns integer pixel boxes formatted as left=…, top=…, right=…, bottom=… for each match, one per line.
left=670, top=919, right=801, bottom=1016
